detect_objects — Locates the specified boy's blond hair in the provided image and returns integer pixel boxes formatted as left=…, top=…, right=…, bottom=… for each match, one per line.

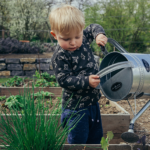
left=49, top=5, right=85, bottom=34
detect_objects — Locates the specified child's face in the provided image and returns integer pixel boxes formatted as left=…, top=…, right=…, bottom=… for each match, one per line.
left=51, top=29, right=83, bottom=52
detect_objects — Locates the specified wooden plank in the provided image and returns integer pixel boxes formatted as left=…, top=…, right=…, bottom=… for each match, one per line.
left=0, top=87, right=62, bottom=98
left=62, top=144, right=131, bottom=150
left=2, top=30, right=4, bottom=38
left=0, top=144, right=149, bottom=150
left=101, top=115, right=130, bottom=133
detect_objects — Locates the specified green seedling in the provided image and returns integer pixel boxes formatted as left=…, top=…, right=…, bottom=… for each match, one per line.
left=33, top=91, right=54, bottom=98
left=2, top=76, right=26, bottom=87
left=5, top=95, right=24, bottom=109
left=101, top=131, right=114, bottom=150
left=33, top=71, right=59, bottom=87
left=0, top=96, right=6, bottom=101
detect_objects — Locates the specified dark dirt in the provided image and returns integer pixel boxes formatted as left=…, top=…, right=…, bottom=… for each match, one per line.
left=98, top=97, right=122, bottom=114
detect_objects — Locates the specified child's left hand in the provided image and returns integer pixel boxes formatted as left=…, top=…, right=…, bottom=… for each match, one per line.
left=96, top=34, right=107, bottom=47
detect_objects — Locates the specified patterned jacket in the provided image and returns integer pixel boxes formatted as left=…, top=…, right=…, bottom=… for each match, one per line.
left=51, top=24, right=105, bottom=109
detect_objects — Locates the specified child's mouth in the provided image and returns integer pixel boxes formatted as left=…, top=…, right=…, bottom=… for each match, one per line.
left=69, top=47, right=77, bottom=50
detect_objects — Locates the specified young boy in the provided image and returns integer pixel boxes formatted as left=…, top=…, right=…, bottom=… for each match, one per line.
left=49, top=5, right=107, bottom=144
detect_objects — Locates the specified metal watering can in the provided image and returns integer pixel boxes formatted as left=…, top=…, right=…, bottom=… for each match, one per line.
left=97, top=38, right=150, bottom=143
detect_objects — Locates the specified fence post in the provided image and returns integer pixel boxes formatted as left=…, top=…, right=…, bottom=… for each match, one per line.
left=2, top=29, right=5, bottom=38
left=7, top=30, right=10, bottom=37
left=114, top=46, right=115, bottom=52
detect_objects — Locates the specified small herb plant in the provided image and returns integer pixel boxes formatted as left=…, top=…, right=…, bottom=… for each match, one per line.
left=41, top=72, right=56, bottom=82
left=101, top=131, right=114, bottom=150
left=5, top=95, right=24, bottom=109
left=33, top=71, right=59, bottom=87
left=33, top=91, right=54, bottom=98
left=2, top=76, right=27, bottom=87
left=0, top=96, right=6, bottom=101
left=52, top=97, right=62, bottom=114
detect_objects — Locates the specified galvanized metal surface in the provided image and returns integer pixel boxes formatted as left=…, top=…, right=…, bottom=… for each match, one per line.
left=99, top=52, right=150, bottom=101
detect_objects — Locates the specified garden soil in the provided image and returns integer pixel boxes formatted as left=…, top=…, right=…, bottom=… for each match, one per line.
left=0, top=97, right=121, bottom=115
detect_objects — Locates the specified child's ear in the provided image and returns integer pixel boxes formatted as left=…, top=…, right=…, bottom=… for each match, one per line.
left=50, top=31, right=57, bottom=40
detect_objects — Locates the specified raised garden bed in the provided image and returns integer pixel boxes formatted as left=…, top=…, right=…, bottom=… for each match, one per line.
left=0, top=144, right=149, bottom=150
left=62, top=144, right=150, bottom=150
left=0, top=96, right=130, bottom=144
left=0, top=73, right=61, bottom=97
left=0, top=75, right=130, bottom=144
left=0, top=87, right=62, bottom=98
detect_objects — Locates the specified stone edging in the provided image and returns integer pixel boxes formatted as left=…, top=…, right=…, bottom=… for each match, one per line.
left=0, top=55, right=100, bottom=77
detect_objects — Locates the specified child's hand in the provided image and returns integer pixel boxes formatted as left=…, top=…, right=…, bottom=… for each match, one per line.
left=89, top=75, right=100, bottom=88
left=96, top=34, right=107, bottom=47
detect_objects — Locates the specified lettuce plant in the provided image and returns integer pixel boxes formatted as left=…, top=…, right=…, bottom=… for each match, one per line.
left=101, top=131, right=114, bottom=150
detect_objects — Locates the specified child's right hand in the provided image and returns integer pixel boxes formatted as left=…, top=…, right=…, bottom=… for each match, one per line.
left=89, top=75, right=100, bottom=88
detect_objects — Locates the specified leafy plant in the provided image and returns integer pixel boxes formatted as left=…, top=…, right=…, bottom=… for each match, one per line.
left=0, top=87, right=83, bottom=150
left=52, top=97, right=62, bottom=114
left=5, top=95, right=24, bottom=109
left=33, top=71, right=59, bottom=87
left=101, top=131, right=114, bottom=150
left=0, top=96, right=6, bottom=101
left=137, top=135, right=146, bottom=150
left=42, top=72, right=56, bottom=82
left=2, top=76, right=26, bottom=87
left=33, top=70, right=41, bottom=79
left=34, top=91, right=54, bottom=98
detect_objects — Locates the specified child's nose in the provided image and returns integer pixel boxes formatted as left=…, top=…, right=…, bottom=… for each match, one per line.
left=70, top=39, right=76, bottom=45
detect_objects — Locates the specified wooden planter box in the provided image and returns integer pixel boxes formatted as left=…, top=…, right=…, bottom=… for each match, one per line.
left=0, top=100, right=130, bottom=145
left=62, top=144, right=150, bottom=150
left=0, top=87, right=130, bottom=144
left=101, top=101, right=130, bottom=144
left=0, top=144, right=149, bottom=150
left=0, top=87, right=62, bottom=98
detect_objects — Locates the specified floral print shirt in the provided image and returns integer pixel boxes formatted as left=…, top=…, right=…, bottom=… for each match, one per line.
left=52, top=24, right=105, bottom=109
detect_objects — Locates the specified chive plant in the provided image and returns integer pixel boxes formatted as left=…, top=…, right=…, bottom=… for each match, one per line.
left=0, top=87, right=83, bottom=150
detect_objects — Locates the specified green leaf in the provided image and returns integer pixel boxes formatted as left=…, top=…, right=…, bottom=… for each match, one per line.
left=107, top=131, right=114, bottom=141
left=101, top=137, right=108, bottom=150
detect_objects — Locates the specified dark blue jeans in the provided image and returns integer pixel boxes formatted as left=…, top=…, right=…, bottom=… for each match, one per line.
left=61, top=102, right=103, bottom=144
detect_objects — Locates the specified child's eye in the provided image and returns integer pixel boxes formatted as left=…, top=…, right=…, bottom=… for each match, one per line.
left=63, top=39, right=69, bottom=41
left=76, top=36, right=80, bottom=39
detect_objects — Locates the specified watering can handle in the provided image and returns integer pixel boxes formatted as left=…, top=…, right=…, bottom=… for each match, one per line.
left=107, top=38, right=128, bottom=53
left=100, top=38, right=128, bottom=56
left=100, top=45, right=109, bottom=56
left=96, top=61, right=134, bottom=78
